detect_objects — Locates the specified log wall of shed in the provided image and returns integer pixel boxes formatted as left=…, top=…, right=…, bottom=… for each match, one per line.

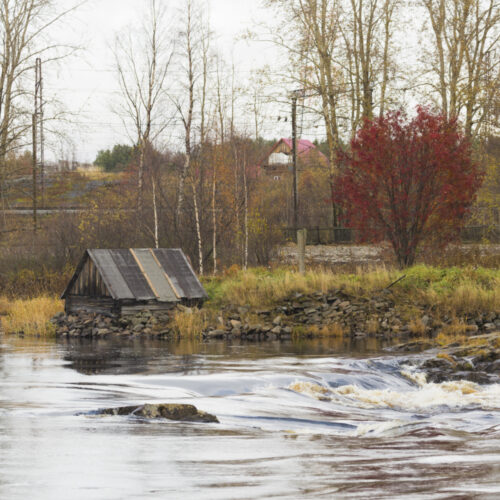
left=65, top=296, right=116, bottom=315
left=71, top=257, right=110, bottom=297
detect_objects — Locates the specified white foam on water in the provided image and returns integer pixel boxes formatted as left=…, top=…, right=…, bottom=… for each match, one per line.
left=400, top=366, right=428, bottom=386
left=288, top=376, right=500, bottom=412
left=287, top=380, right=330, bottom=400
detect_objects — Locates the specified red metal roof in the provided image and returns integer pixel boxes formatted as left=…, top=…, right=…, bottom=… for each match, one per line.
left=259, top=138, right=328, bottom=166
left=280, top=138, right=317, bottom=155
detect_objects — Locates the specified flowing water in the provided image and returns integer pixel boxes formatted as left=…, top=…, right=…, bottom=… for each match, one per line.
left=1, top=336, right=499, bottom=499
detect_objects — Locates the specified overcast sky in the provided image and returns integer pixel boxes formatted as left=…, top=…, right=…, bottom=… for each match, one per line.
left=47, top=0, right=284, bottom=163
left=43, top=0, right=424, bottom=163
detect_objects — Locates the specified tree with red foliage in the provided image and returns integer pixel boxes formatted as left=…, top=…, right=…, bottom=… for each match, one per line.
left=334, top=107, right=483, bottom=267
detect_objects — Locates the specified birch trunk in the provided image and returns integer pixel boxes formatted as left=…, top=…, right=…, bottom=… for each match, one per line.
left=191, top=181, right=203, bottom=275
left=212, top=163, right=217, bottom=275
left=176, top=0, right=195, bottom=225
left=152, top=177, right=159, bottom=248
left=243, top=155, right=248, bottom=270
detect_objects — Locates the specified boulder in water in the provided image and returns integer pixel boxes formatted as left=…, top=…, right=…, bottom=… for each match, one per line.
left=99, top=403, right=219, bottom=423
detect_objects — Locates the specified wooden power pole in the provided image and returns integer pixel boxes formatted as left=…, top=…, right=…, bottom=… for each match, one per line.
left=291, top=92, right=298, bottom=231
left=32, top=114, right=37, bottom=233
left=35, top=58, right=44, bottom=208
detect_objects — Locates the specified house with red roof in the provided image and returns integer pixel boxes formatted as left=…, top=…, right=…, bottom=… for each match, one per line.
left=258, top=138, right=328, bottom=180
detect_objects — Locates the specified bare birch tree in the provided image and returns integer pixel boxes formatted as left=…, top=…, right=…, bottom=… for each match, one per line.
left=114, top=0, right=173, bottom=219
left=267, top=0, right=400, bottom=135
left=182, top=1, right=212, bottom=271
left=421, top=0, right=499, bottom=138
left=0, top=0, right=82, bottom=225
left=191, top=179, right=203, bottom=274
left=339, top=0, right=400, bottom=130
left=173, top=0, right=200, bottom=226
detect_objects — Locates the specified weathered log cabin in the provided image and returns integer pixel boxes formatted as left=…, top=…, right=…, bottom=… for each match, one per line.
left=61, top=248, right=207, bottom=316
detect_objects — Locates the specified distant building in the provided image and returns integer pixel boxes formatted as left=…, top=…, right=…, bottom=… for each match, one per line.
left=258, top=138, right=328, bottom=180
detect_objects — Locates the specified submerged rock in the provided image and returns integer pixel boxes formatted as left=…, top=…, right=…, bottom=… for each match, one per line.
left=98, top=403, right=219, bottom=423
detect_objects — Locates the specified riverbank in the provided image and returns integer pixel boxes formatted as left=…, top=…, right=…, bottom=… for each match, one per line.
left=2, top=265, right=498, bottom=342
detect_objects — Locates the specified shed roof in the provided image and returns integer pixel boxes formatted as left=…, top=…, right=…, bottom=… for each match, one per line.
left=61, top=248, right=207, bottom=302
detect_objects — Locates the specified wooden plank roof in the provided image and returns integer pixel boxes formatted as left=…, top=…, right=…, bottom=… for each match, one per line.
left=131, top=249, right=179, bottom=302
left=61, top=248, right=207, bottom=301
left=152, top=249, right=207, bottom=299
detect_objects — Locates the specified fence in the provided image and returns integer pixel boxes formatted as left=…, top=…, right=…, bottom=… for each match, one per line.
left=461, top=225, right=500, bottom=243
left=283, top=225, right=500, bottom=245
left=283, top=227, right=359, bottom=245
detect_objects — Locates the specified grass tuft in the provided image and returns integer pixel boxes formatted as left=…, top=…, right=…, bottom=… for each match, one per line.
left=0, top=296, right=63, bottom=336
left=169, top=309, right=215, bottom=339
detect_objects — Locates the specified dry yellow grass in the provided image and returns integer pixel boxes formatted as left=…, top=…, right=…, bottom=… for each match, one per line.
left=365, top=318, right=380, bottom=334
left=440, top=285, right=500, bottom=316
left=0, top=296, right=10, bottom=315
left=293, top=322, right=345, bottom=338
left=440, top=319, right=470, bottom=337
left=434, top=319, right=486, bottom=347
left=409, top=318, right=426, bottom=335
left=169, top=309, right=216, bottom=339
left=0, top=296, right=63, bottom=336
left=435, top=332, right=466, bottom=346
left=208, top=266, right=395, bottom=308
left=436, top=352, right=457, bottom=364
left=320, top=322, right=345, bottom=337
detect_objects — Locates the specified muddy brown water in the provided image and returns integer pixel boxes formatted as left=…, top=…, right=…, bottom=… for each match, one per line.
left=1, top=335, right=499, bottom=499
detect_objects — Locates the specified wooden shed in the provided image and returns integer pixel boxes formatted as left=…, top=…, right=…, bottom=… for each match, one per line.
left=61, top=248, right=207, bottom=316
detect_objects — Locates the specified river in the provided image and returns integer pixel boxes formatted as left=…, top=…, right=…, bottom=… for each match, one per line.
left=1, top=336, right=499, bottom=499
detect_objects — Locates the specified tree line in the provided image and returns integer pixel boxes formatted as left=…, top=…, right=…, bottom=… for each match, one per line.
left=0, top=0, right=498, bottom=282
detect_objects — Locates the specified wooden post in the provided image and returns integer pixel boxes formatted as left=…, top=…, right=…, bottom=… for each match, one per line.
left=32, top=114, right=37, bottom=233
left=291, top=93, right=298, bottom=230
left=297, top=228, right=307, bottom=274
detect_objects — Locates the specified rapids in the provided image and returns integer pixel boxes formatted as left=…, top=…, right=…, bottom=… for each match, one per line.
left=1, top=336, right=499, bottom=499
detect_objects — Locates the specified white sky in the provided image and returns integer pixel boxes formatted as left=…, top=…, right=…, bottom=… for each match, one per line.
left=43, top=0, right=425, bottom=163
left=46, top=0, right=283, bottom=163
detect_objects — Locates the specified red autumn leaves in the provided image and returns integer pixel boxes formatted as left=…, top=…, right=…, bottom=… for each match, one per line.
left=333, top=107, right=483, bottom=267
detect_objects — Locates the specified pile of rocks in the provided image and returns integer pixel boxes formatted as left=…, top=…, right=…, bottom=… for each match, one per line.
left=203, top=317, right=294, bottom=341
left=204, top=290, right=485, bottom=341
left=250, top=290, right=403, bottom=338
left=51, top=309, right=175, bottom=338
left=52, top=289, right=500, bottom=341
left=407, top=333, right=500, bottom=385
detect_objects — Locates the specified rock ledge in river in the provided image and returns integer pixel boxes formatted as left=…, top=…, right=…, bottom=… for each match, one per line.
left=99, top=403, right=219, bottom=423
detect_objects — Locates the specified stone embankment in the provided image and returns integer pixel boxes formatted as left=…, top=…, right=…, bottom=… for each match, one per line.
left=52, top=288, right=500, bottom=341
left=51, top=310, right=174, bottom=338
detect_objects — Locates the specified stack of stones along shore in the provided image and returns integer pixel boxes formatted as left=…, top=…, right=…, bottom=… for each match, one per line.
left=54, top=286, right=500, bottom=341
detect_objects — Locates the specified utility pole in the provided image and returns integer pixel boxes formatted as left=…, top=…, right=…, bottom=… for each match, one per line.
left=291, top=91, right=299, bottom=231
left=484, top=50, right=492, bottom=146
left=35, top=58, right=44, bottom=207
left=32, top=114, right=37, bottom=233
